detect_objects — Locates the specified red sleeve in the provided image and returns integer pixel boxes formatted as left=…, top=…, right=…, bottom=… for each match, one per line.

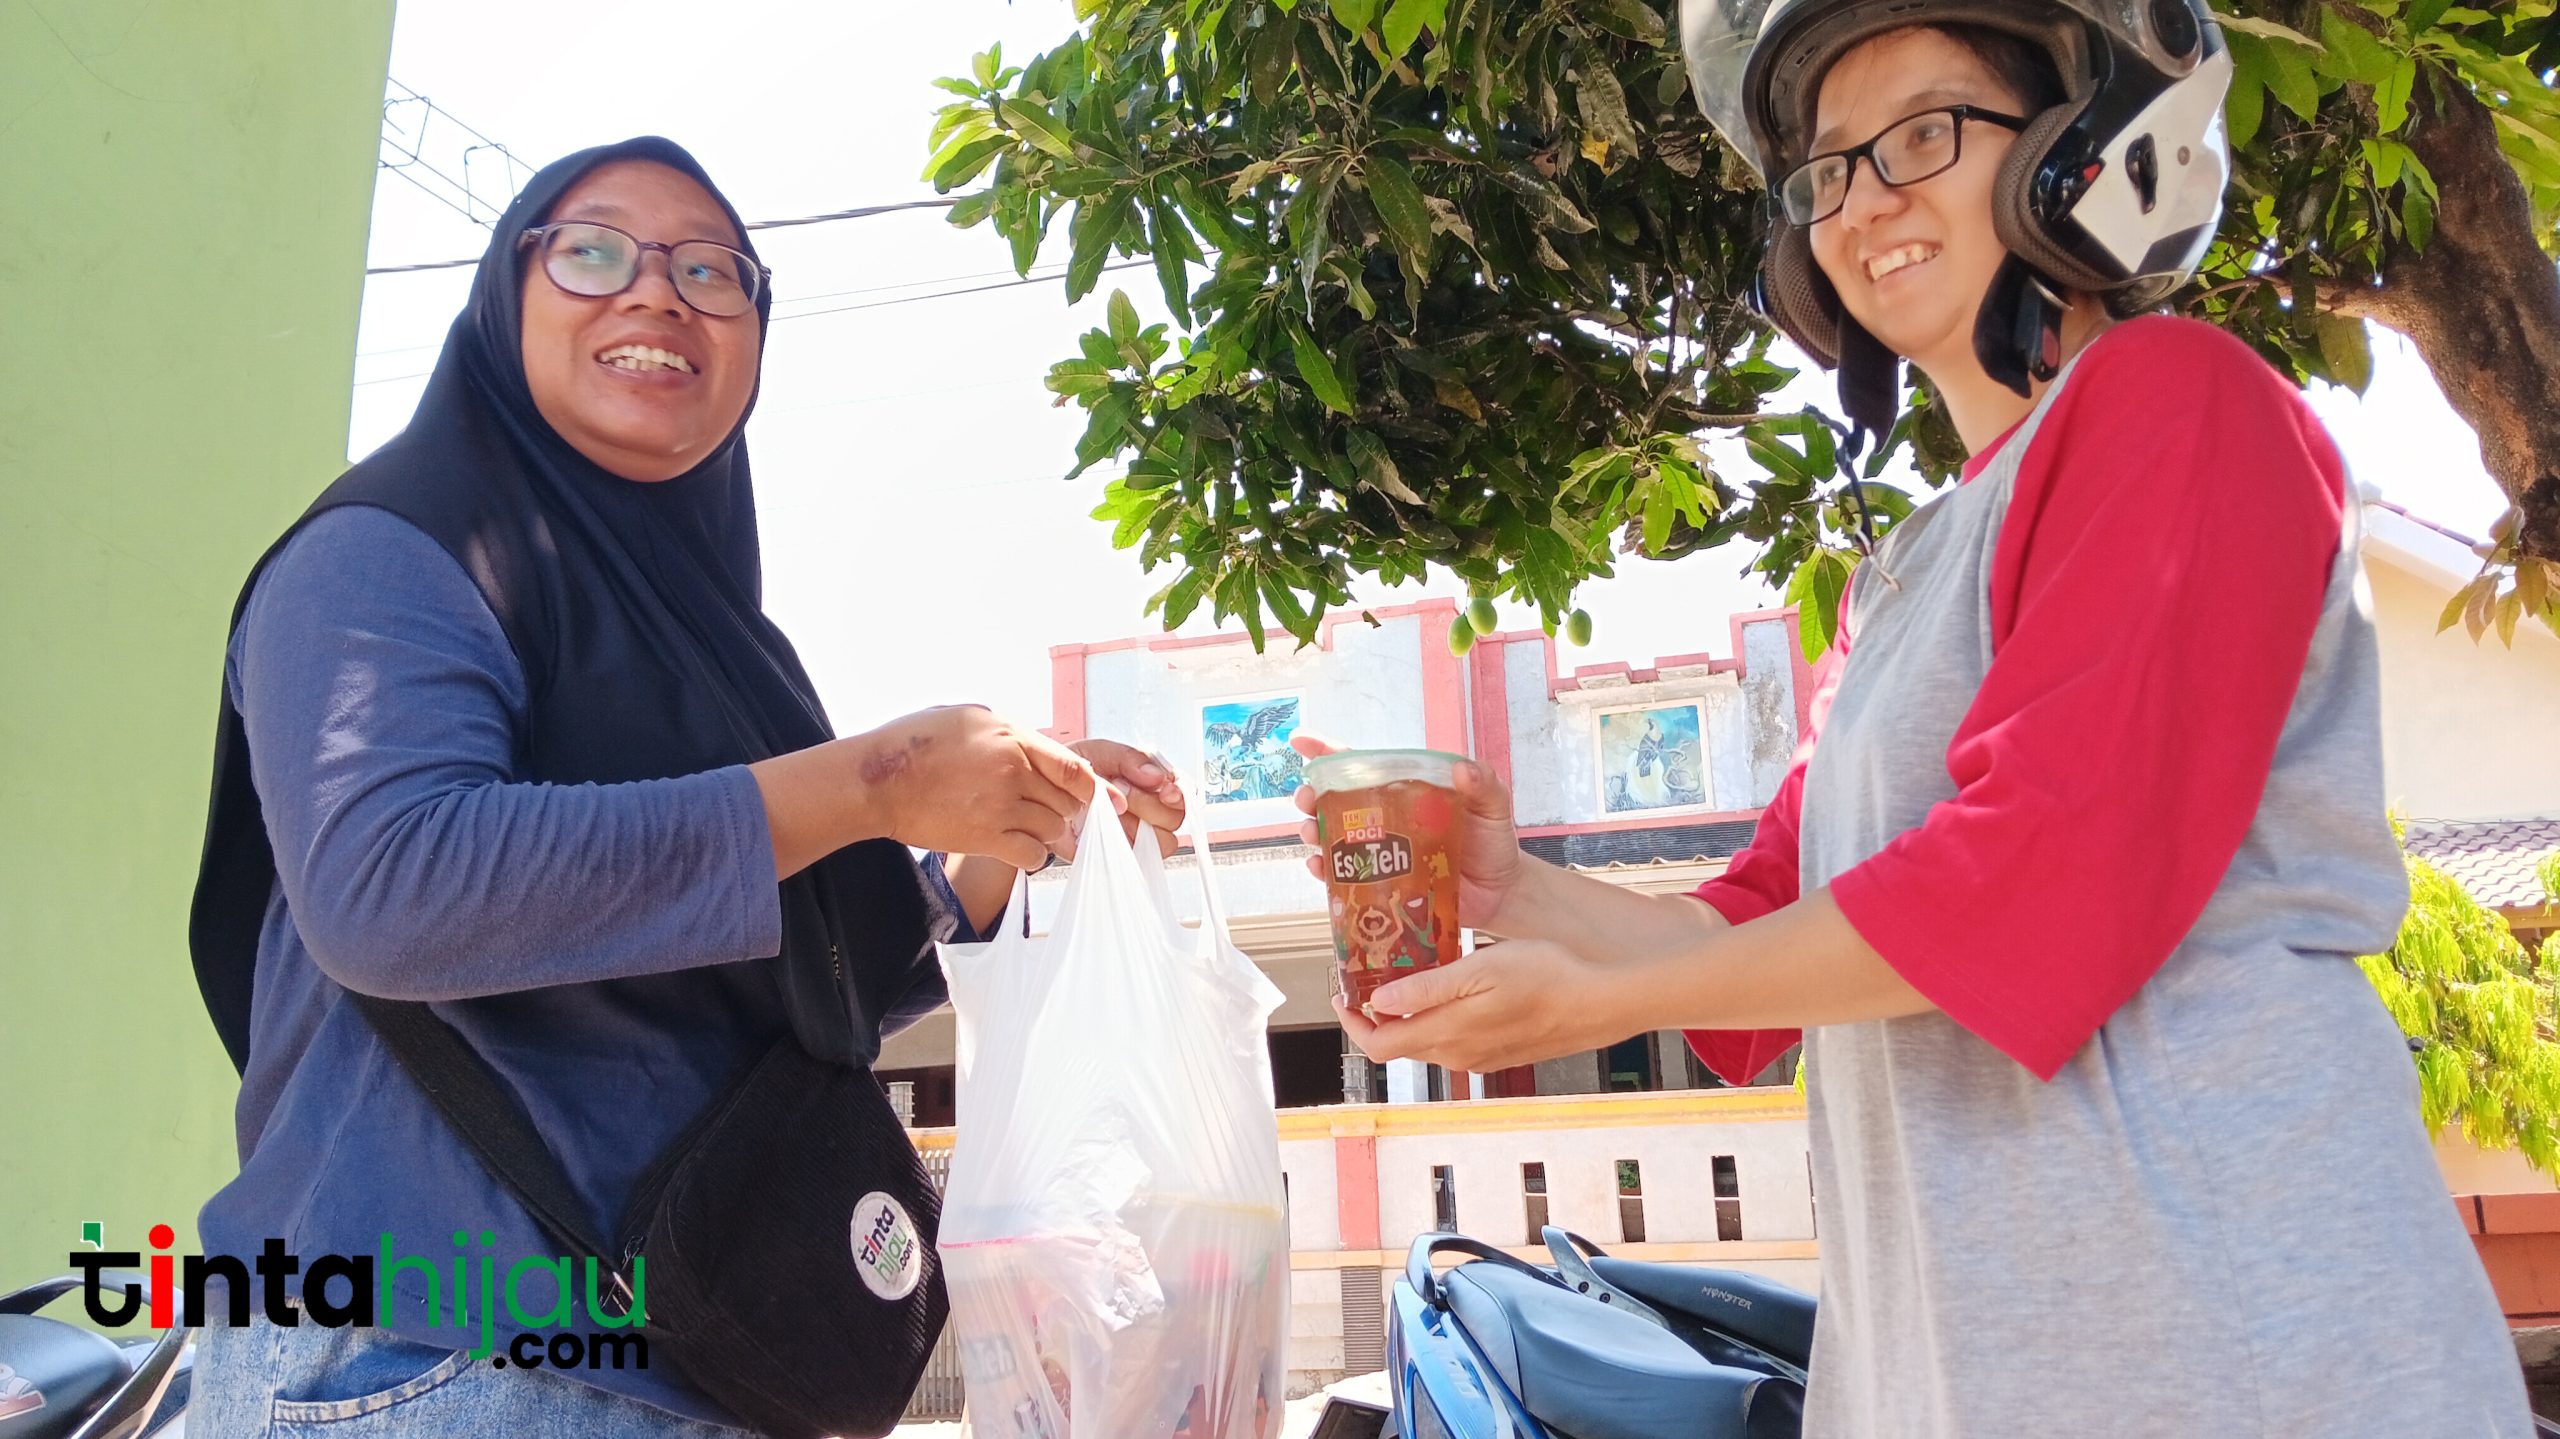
left=1681, top=610, right=1852, bottom=1084
left=1827, top=317, right=2346, bottom=1079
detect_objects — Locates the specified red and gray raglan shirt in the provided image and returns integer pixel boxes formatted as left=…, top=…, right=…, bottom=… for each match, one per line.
left=1688, top=315, right=2363, bottom=1083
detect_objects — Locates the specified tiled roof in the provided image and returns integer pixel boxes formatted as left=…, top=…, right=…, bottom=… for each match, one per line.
left=1521, top=819, right=1760, bottom=871
left=2403, top=818, right=2560, bottom=913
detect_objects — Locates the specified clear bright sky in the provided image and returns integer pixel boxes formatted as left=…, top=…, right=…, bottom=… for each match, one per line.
left=351, top=0, right=2512, bottom=739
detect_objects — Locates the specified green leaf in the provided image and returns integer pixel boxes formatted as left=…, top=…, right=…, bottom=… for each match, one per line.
left=922, top=113, right=995, bottom=175
left=2260, top=35, right=2324, bottom=120
left=2315, top=311, right=2374, bottom=394
left=1156, top=568, right=1211, bottom=627
left=1289, top=323, right=1356, bottom=413
left=998, top=99, right=1078, bottom=160
left=1269, top=577, right=1320, bottom=644
left=2362, top=136, right=2410, bottom=188
left=1347, top=427, right=1424, bottom=503
left=1361, top=154, right=1437, bottom=270
left=1171, top=178, right=1249, bottom=254
left=1069, top=389, right=1139, bottom=478
left=928, top=101, right=983, bottom=151
left=1329, top=0, right=1381, bottom=35
left=927, top=135, right=1008, bottom=193
left=1291, top=172, right=1341, bottom=317
left=1107, top=290, right=1140, bottom=345
left=2377, top=55, right=2417, bottom=130
left=1046, top=357, right=1116, bottom=398
left=1573, top=39, right=1641, bottom=171
left=2218, top=13, right=2323, bottom=49
left=1149, top=205, right=1195, bottom=328
left=1581, top=0, right=1667, bottom=45
left=2316, top=10, right=2398, bottom=85
left=1066, top=193, right=1135, bottom=300
left=1248, top=17, right=1300, bottom=107
left=1494, top=165, right=1598, bottom=234
left=2225, top=63, right=2267, bottom=150
left=2404, top=182, right=2438, bottom=250
left=1381, top=0, right=1443, bottom=58
left=2407, top=0, right=2454, bottom=31
left=1641, top=480, right=1677, bottom=554
left=1785, top=550, right=1850, bottom=661
left=946, top=190, right=997, bottom=228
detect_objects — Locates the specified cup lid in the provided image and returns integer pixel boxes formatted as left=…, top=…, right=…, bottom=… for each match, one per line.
left=1302, top=747, right=1467, bottom=793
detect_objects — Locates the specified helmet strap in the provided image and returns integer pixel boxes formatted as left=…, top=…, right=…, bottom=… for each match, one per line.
left=1836, top=314, right=1900, bottom=462
left=1834, top=316, right=1900, bottom=551
left=1974, top=255, right=2068, bottom=398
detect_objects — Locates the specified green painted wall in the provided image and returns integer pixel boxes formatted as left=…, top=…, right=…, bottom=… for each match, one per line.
left=0, top=2, right=394, bottom=1303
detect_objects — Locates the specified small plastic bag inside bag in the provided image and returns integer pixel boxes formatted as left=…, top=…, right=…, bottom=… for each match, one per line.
left=937, top=785, right=1289, bottom=1439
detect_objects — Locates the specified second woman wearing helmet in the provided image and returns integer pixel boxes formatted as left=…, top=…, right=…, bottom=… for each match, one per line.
left=1295, top=1, right=2534, bottom=1431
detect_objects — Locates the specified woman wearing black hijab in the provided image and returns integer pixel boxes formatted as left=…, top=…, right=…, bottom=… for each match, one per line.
left=185, top=138, right=1180, bottom=1435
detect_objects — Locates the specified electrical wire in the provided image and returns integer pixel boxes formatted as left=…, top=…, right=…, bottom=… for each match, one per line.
left=351, top=258, right=1160, bottom=387
left=366, top=198, right=964, bottom=274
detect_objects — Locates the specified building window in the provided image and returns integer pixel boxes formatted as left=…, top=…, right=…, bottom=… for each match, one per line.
left=1712, top=1155, right=1743, bottom=1241
left=1616, top=1159, right=1647, bottom=1244
left=1603, top=1035, right=1658, bottom=1092
left=1522, top=1162, right=1549, bottom=1244
left=1432, top=1165, right=1459, bottom=1233
left=877, top=1066, right=957, bottom=1128
left=1269, top=1025, right=1348, bottom=1108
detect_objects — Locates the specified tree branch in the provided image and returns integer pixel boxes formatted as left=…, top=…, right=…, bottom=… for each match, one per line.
left=2356, top=65, right=2560, bottom=565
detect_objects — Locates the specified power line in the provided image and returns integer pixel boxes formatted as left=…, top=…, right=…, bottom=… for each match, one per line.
left=377, top=79, right=531, bottom=233
left=365, top=198, right=963, bottom=275
left=773, top=259, right=1151, bottom=322
left=350, top=258, right=1160, bottom=388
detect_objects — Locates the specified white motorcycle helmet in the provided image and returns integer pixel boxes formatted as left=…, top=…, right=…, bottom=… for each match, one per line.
left=1680, top=0, right=2233, bottom=434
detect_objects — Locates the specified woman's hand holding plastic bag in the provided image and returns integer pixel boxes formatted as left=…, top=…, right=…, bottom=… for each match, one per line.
left=937, top=782, right=1288, bottom=1439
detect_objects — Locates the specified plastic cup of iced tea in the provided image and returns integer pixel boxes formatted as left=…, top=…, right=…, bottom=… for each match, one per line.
left=1304, top=748, right=1466, bottom=1019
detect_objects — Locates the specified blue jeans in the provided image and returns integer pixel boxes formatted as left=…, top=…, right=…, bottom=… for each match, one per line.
left=188, top=1319, right=758, bottom=1438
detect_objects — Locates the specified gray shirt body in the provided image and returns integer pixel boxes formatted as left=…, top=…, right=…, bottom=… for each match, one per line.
left=1796, top=359, right=2529, bottom=1436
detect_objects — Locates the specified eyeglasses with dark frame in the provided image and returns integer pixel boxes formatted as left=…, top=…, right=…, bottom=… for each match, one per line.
left=1780, top=105, right=2030, bottom=227
left=518, top=221, right=771, bottom=318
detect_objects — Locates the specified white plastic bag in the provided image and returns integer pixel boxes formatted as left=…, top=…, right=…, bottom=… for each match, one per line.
left=936, top=784, right=1290, bottom=1439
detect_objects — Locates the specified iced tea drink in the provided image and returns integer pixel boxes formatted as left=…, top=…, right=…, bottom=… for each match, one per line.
left=1304, top=749, right=1465, bottom=1018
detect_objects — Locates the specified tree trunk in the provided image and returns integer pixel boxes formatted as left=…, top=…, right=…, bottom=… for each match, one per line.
left=2330, top=69, right=2560, bottom=566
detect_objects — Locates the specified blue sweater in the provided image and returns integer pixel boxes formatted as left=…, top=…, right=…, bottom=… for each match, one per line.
left=197, top=505, right=978, bottom=1423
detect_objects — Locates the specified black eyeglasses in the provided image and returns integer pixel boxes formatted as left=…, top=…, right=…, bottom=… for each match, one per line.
left=518, top=221, right=770, bottom=318
left=1780, top=106, right=2029, bottom=226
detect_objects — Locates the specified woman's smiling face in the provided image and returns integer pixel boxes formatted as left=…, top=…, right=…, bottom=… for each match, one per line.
left=519, top=160, right=762, bottom=483
left=1804, top=28, right=2030, bottom=377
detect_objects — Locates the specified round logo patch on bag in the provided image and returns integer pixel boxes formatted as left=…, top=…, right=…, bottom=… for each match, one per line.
left=849, top=1191, right=923, bottom=1301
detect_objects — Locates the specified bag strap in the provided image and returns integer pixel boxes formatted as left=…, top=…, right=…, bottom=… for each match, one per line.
left=349, top=995, right=617, bottom=1272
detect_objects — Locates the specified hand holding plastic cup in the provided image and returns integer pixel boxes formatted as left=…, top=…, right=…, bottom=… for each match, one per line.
left=1303, top=748, right=1466, bottom=1019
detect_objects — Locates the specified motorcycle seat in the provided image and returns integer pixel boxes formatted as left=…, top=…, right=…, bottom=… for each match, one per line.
left=0, top=1313, right=128, bottom=1439
left=1439, top=1261, right=1802, bottom=1439
left=1586, top=1257, right=1817, bottom=1367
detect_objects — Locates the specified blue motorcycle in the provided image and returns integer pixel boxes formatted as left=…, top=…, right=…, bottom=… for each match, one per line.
left=1313, top=1227, right=1811, bottom=1439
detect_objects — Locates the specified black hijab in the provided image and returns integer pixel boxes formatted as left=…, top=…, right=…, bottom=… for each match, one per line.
left=190, top=136, right=935, bottom=1073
